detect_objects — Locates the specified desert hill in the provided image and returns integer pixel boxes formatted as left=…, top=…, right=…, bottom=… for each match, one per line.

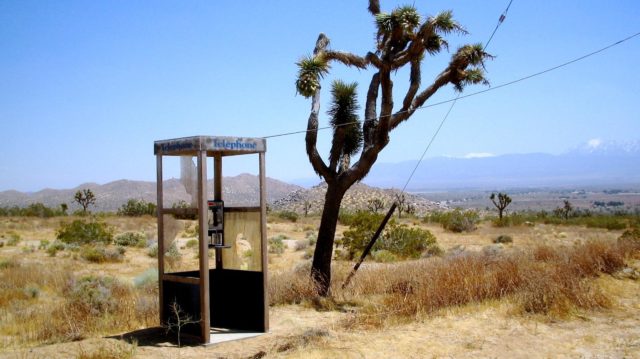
left=271, top=182, right=445, bottom=216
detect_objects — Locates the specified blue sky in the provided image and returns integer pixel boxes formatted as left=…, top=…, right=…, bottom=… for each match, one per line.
left=1, top=1, right=639, bottom=191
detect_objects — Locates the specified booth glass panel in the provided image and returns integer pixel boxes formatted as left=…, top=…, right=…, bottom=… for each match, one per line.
left=221, top=210, right=262, bottom=271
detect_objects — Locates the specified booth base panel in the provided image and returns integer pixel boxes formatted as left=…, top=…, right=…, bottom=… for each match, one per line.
left=204, top=328, right=265, bottom=346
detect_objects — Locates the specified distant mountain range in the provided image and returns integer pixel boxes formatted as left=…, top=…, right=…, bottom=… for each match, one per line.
left=0, top=174, right=301, bottom=212
left=361, top=140, right=640, bottom=190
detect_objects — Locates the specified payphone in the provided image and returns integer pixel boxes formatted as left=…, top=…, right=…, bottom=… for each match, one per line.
left=207, top=200, right=228, bottom=248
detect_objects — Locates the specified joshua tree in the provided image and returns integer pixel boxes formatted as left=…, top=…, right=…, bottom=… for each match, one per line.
left=303, top=200, right=313, bottom=217
left=554, top=199, right=573, bottom=220
left=297, top=0, right=492, bottom=295
left=367, top=198, right=386, bottom=213
left=490, top=192, right=512, bottom=220
left=74, top=189, right=96, bottom=213
left=394, top=193, right=407, bottom=218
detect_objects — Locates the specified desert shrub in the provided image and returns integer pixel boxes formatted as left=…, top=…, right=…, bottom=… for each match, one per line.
left=583, top=216, right=627, bottom=230
left=147, top=244, right=158, bottom=258
left=303, top=247, right=314, bottom=259
left=117, top=198, right=156, bottom=217
left=277, top=211, right=299, bottom=223
left=185, top=239, right=199, bottom=249
left=183, top=223, right=198, bottom=238
left=163, top=243, right=182, bottom=267
left=371, top=249, right=398, bottom=263
left=341, top=211, right=387, bottom=259
left=492, top=216, right=511, bottom=227
left=269, top=236, right=286, bottom=254
left=56, top=219, right=113, bottom=245
left=114, top=232, right=147, bottom=247
left=65, top=275, right=124, bottom=315
left=46, top=241, right=66, bottom=256
left=0, top=203, right=65, bottom=218
left=338, top=210, right=358, bottom=226
left=493, top=235, right=513, bottom=244
left=422, top=244, right=445, bottom=257
left=379, top=223, right=439, bottom=259
left=294, top=239, right=309, bottom=251
left=342, top=212, right=439, bottom=259
left=133, top=268, right=158, bottom=293
left=440, top=209, right=479, bottom=233
left=0, top=257, right=18, bottom=269
left=80, top=245, right=124, bottom=263
left=6, top=232, right=21, bottom=246
left=423, top=210, right=448, bottom=224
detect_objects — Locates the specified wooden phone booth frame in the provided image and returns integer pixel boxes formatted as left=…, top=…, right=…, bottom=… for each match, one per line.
left=154, top=136, right=268, bottom=344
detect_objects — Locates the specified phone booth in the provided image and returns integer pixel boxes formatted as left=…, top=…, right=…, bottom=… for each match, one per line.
left=154, top=136, right=268, bottom=344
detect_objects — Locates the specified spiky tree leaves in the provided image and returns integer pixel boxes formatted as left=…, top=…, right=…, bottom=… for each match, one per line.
left=328, top=80, right=362, bottom=173
left=295, top=55, right=330, bottom=98
left=300, top=1, right=493, bottom=296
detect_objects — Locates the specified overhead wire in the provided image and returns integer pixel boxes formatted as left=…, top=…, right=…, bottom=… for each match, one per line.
left=399, top=0, right=513, bottom=192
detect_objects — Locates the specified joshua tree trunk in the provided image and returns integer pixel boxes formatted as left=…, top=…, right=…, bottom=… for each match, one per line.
left=298, top=1, right=492, bottom=296
left=311, top=183, right=346, bottom=295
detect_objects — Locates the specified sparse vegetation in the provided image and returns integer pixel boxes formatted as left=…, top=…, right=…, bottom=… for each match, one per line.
left=117, top=199, right=156, bottom=217
left=0, top=202, right=67, bottom=218
left=113, top=231, right=147, bottom=247
left=269, top=235, right=287, bottom=254
left=80, top=245, right=124, bottom=263
left=276, top=211, right=299, bottom=223
left=425, top=208, right=479, bottom=233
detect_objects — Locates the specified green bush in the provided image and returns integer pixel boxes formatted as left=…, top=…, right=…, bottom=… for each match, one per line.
left=338, top=210, right=358, bottom=226
left=380, top=223, right=439, bottom=259
left=277, top=211, right=299, bottom=223
left=118, top=199, right=156, bottom=217
left=269, top=236, right=286, bottom=254
left=440, top=209, right=479, bottom=233
left=342, top=211, right=439, bottom=260
left=56, top=219, right=113, bottom=245
left=341, top=211, right=387, bottom=259
left=114, top=232, right=147, bottom=247
left=371, top=249, right=398, bottom=263
left=493, top=235, right=513, bottom=244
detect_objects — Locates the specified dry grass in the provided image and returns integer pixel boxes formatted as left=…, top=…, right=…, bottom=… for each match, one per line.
left=75, top=340, right=137, bottom=359
left=0, top=259, right=157, bottom=348
left=269, top=234, right=640, bottom=329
